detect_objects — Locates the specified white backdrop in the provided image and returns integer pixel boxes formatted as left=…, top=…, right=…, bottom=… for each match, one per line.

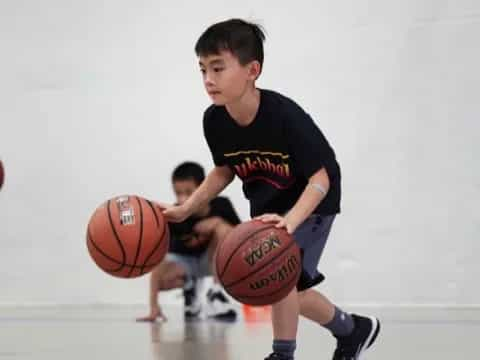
left=0, top=0, right=479, bottom=306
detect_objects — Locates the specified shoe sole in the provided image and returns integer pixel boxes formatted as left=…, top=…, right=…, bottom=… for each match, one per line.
left=356, top=316, right=380, bottom=359
left=184, top=306, right=202, bottom=319
left=210, top=310, right=238, bottom=321
left=184, top=312, right=201, bottom=319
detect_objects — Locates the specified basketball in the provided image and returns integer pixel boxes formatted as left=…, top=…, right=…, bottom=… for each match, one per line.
left=216, top=220, right=301, bottom=306
left=86, top=195, right=169, bottom=278
left=0, top=160, right=4, bottom=190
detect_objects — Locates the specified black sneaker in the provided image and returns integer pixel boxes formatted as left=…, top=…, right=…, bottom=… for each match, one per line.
left=183, top=277, right=201, bottom=319
left=332, top=314, right=380, bottom=360
left=264, top=353, right=291, bottom=360
left=205, top=287, right=237, bottom=320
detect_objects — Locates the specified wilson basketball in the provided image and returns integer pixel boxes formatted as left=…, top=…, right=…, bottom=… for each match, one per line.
left=216, top=220, right=301, bottom=306
left=86, top=195, right=169, bottom=278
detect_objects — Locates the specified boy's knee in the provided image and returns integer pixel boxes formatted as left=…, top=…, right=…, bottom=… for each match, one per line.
left=216, top=220, right=233, bottom=235
left=159, top=277, right=185, bottom=290
left=159, top=272, right=186, bottom=290
left=158, top=262, right=187, bottom=290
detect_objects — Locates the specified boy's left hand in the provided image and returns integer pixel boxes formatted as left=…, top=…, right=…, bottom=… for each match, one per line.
left=255, top=213, right=295, bottom=234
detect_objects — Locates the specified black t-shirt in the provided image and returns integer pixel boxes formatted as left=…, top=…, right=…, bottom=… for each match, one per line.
left=169, top=196, right=241, bottom=256
left=203, top=89, right=341, bottom=218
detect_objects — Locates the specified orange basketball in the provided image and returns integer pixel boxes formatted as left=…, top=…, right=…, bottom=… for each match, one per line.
left=216, top=220, right=301, bottom=306
left=86, top=195, right=169, bottom=278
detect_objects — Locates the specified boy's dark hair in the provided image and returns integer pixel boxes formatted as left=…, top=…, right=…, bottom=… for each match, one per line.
left=172, top=162, right=205, bottom=185
left=195, top=18, right=265, bottom=71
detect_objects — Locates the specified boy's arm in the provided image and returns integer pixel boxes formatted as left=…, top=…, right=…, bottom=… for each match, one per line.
left=148, top=267, right=161, bottom=311
left=163, top=165, right=234, bottom=223
left=257, top=103, right=337, bottom=233
left=257, top=167, right=329, bottom=234
left=136, top=266, right=167, bottom=322
left=284, top=167, right=330, bottom=232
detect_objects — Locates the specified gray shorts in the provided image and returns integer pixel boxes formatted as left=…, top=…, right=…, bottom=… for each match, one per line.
left=293, top=214, right=336, bottom=291
left=166, top=251, right=211, bottom=278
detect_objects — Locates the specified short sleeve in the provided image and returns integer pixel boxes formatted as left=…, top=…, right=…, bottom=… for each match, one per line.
left=284, top=104, right=335, bottom=179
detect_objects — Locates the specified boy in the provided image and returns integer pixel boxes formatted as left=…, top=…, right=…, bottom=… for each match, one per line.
left=164, top=19, right=380, bottom=359
left=137, top=161, right=240, bottom=322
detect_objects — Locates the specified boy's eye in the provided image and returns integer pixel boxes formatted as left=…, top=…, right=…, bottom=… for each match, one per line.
left=200, top=68, right=206, bottom=74
left=213, top=67, right=224, bottom=73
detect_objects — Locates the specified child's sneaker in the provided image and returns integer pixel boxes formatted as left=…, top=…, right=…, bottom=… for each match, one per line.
left=204, top=285, right=237, bottom=320
left=264, top=353, right=291, bottom=360
left=183, top=277, right=201, bottom=319
left=332, top=314, right=380, bottom=359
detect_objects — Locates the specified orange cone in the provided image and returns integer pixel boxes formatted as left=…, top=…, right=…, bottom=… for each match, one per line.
left=242, top=304, right=271, bottom=322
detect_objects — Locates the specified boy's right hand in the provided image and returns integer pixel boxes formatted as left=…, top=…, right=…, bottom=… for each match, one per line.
left=161, top=203, right=191, bottom=223
left=136, top=306, right=167, bottom=323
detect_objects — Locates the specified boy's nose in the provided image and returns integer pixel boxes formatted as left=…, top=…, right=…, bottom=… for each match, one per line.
left=204, top=74, right=215, bottom=87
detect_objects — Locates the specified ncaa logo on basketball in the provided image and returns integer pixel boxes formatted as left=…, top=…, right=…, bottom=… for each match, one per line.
left=244, top=232, right=281, bottom=267
left=116, top=196, right=135, bottom=226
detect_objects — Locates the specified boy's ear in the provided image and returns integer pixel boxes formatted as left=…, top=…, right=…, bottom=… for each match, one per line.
left=248, top=60, right=262, bottom=80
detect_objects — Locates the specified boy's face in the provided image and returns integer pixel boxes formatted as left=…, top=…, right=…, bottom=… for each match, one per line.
left=172, top=179, right=199, bottom=205
left=199, top=50, right=259, bottom=106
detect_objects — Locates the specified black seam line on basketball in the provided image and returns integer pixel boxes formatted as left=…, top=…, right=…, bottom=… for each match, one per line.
left=237, top=273, right=299, bottom=300
left=222, top=261, right=299, bottom=304
left=146, top=200, right=159, bottom=227
left=140, top=202, right=167, bottom=274
left=87, top=229, right=124, bottom=272
left=107, top=199, right=127, bottom=267
left=88, top=229, right=123, bottom=272
left=128, top=196, right=144, bottom=277
left=218, top=224, right=276, bottom=279
left=235, top=267, right=300, bottom=301
left=88, top=228, right=156, bottom=269
left=139, top=200, right=162, bottom=274
left=140, top=225, right=167, bottom=274
left=88, top=230, right=160, bottom=269
left=223, top=239, right=297, bottom=289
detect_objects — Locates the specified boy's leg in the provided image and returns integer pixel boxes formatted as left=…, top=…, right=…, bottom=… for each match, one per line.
left=136, top=258, right=187, bottom=322
left=294, top=215, right=380, bottom=359
left=203, top=220, right=237, bottom=319
left=265, top=288, right=299, bottom=360
left=293, top=215, right=352, bottom=332
left=298, top=289, right=380, bottom=359
left=206, top=218, right=232, bottom=278
left=157, top=259, right=187, bottom=290
left=272, top=287, right=299, bottom=339
left=165, top=253, right=203, bottom=318
left=298, top=289, right=353, bottom=335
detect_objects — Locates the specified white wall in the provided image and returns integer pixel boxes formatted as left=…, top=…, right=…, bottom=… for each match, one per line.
left=0, top=0, right=478, bottom=306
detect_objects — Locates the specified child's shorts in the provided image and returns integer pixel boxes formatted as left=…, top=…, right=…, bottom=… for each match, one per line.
left=165, top=251, right=211, bottom=279
left=293, top=214, right=336, bottom=291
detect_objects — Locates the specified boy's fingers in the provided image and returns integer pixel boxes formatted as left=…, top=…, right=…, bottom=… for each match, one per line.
left=154, top=201, right=170, bottom=210
left=255, top=214, right=282, bottom=223
left=274, top=219, right=287, bottom=228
